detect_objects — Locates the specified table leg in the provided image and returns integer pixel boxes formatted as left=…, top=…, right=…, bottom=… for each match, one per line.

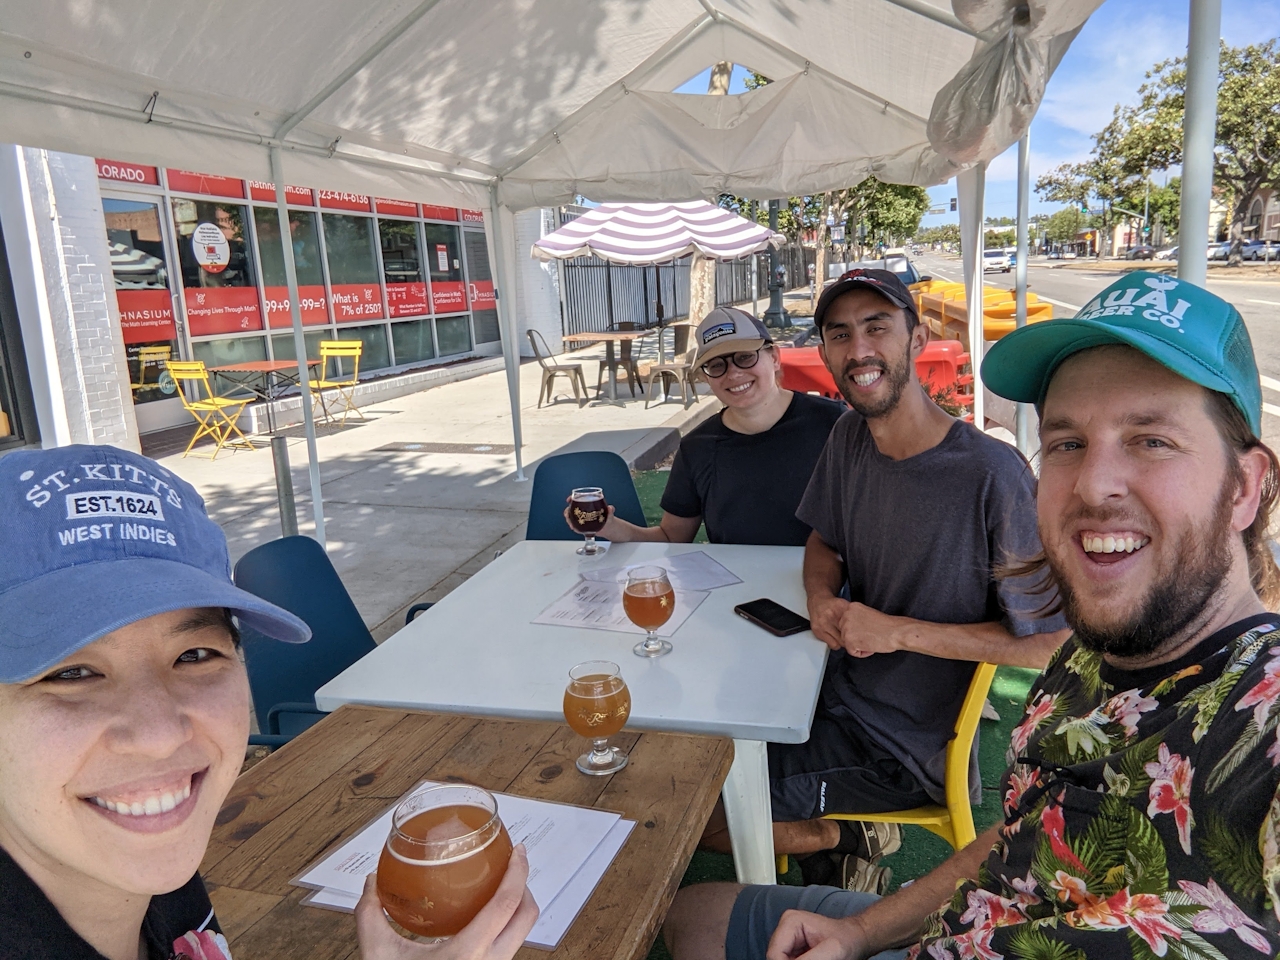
left=606, top=340, right=619, bottom=402
left=721, top=739, right=777, bottom=885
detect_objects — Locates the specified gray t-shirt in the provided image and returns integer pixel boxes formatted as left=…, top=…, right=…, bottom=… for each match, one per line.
left=796, top=412, right=1064, bottom=803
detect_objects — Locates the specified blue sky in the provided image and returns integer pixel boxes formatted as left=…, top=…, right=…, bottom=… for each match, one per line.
left=676, top=1, right=1280, bottom=226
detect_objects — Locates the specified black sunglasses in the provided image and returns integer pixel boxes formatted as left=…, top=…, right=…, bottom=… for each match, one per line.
left=700, top=349, right=766, bottom=378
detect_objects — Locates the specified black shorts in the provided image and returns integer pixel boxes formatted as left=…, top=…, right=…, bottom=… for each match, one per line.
left=768, top=709, right=931, bottom=822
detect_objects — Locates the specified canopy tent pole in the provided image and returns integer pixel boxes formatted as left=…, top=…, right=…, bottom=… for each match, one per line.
left=957, top=163, right=986, bottom=432
left=1178, top=0, right=1222, bottom=287
left=488, top=185, right=526, bottom=481
left=269, top=145, right=326, bottom=548
left=1014, top=132, right=1033, bottom=457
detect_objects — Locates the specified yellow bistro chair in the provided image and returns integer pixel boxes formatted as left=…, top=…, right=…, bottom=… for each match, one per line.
left=166, top=360, right=253, bottom=459
left=131, top=345, right=171, bottom=394
left=777, top=661, right=998, bottom=874
left=312, top=340, right=366, bottom=426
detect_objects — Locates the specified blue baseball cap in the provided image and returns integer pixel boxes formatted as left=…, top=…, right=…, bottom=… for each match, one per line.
left=0, top=444, right=309, bottom=682
left=982, top=272, right=1263, bottom=436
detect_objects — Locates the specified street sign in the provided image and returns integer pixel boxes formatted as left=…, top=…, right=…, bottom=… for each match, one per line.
left=928, top=207, right=946, bottom=215
left=825, top=214, right=835, bottom=226
left=831, top=226, right=845, bottom=242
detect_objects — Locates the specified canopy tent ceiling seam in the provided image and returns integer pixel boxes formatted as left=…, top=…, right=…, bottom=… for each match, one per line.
left=274, top=0, right=447, bottom=139
left=880, top=0, right=978, bottom=36
left=495, top=12, right=715, bottom=181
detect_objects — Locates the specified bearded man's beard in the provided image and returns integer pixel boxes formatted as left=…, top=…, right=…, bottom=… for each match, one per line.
left=837, top=350, right=912, bottom=419
left=1048, top=480, right=1236, bottom=659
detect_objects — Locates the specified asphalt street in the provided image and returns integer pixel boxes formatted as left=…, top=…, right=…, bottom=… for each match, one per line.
left=914, top=252, right=1280, bottom=449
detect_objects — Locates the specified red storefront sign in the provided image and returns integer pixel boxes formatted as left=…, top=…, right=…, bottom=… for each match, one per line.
left=468, top=280, right=496, bottom=310
left=96, top=159, right=159, bottom=185
left=183, top=287, right=263, bottom=335
left=116, top=289, right=177, bottom=344
left=264, top=286, right=329, bottom=328
left=421, top=204, right=458, bottom=221
left=166, top=170, right=246, bottom=199
left=247, top=181, right=315, bottom=204
left=431, top=280, right=468, bottom=313
left=375, top=197, right=419, bottom=217
left=386, top=282, right=429, bottom=317
left=330, top=283, right=384, bottom=321
left=460, top=209, right=485, bottom=224
left=317, top=190, right=372, bottom=213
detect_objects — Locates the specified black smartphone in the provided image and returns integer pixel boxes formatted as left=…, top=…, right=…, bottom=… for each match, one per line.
left=734, top=598, right=811, bottom=637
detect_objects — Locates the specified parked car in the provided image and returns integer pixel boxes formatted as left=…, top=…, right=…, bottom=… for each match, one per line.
left=982, top=250, right=1011, bottom=273
left=1154, top=246, right=1178, bottom=260
left=831, top=255, right=924, bottom=286
left=1125, top=244, right=1155, bottom=260
left=1241, top=239, right=1277, bottom=261
left=1208, top=241, right=1231, bottom=261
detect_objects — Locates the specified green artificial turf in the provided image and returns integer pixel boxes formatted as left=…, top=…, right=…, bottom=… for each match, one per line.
left=631, top=469, right=1038, bottom=960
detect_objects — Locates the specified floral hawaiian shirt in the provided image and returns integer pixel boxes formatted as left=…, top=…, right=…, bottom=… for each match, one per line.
left=913, top=613, right=1280, bottom=960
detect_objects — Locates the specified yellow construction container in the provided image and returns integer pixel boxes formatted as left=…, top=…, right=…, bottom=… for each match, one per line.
left=910, top=281, right=1054, bottom=348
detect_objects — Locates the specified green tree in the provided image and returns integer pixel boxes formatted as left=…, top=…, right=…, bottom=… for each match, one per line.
left=1044, top=207, right=1090, bottom=245
left=1109, top=41, right=1280, bottom=264
left=916, top=224, right=961, bottom=246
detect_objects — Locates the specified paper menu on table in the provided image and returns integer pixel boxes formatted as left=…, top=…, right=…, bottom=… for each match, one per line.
left=531, top=578, right=708, bottom=636
left=580, top=550, right=742, bottom=592
left=292, top=783, right=621, bottom=911
left=302, top=819, right=636, bottom=951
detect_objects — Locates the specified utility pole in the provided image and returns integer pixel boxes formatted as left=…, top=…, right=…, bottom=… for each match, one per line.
left=764, top=199, right=787, bottom=327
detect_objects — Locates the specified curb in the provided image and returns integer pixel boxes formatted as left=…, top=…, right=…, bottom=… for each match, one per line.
left=622, top=397, right=721, bottom=471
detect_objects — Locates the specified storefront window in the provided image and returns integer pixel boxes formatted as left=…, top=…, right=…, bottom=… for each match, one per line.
left=463, top=230, right=499, bottom=344
left=254, top=207, right=329, bottom=329
left=380, top=220, right=428, bottom=318
left=0, top=220, right=36, bottom=449
left=391, top=317, right=435, bottom=365
left=191, top=335, right=268, bottom=369
left=270, top=330, right=329, bottom=366
left=104, top=198, right=180, bottom=403
left=435, top=315, right=472, bottom=356
left=323, top=214, right=384, bottom=322
left=171, top=199, right=263, bottom=338
left=424, top=222, right=466, bottom=314
left=336, top=324, right=390, bottom=371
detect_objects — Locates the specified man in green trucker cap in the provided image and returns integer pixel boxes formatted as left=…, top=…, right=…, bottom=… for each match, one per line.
left=663, top=272, right=1280, bottom=960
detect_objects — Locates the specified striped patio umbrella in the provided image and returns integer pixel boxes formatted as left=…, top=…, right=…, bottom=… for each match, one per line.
left=531, top=201, right=783, bottom=265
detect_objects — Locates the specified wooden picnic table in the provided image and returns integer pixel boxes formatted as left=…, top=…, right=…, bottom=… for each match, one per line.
left=561, top=329, right=657, bottom=404
left=202, top=704, right=734, bottom=960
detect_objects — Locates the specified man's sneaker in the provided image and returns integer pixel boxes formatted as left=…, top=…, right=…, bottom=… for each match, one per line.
left=840, top=854, right=892, bottom=894
left=838, top=820, right=902, bottom=860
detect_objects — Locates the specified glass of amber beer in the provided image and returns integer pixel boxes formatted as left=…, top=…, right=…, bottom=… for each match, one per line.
left=376, top=784, right=513, bottom=940
left=568, top=486, right=609, bottom=555
left=624, top=566, right=675, bottom=658
left=563, top=661, right=631, bottom=775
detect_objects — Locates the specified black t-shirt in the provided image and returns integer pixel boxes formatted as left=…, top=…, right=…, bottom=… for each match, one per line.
left=660, top=392, right=845, bottom=546
left=797, top=411, right=1066, bottom=803
left=0, top=845, right=227, bottom=960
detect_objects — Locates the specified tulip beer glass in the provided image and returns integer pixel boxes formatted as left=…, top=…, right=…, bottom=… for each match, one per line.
left=569, top=486, right=609, bottom=555
left=563, top=660, right=631, bottom=775
left=624, top=565, right=675, bottom=658
left=376, top=784, right=513, bottom=939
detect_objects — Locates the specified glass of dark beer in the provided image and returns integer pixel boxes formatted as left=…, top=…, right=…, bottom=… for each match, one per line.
left=569, top=486, right=609, bottom=555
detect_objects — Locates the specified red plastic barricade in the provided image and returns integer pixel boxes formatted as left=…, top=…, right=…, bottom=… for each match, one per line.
left=777, top=342, right=974, bottom=412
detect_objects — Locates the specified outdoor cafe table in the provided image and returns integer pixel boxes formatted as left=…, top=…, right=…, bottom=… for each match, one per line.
left=209, top=358, right=322, bottom=434
left=203, top=704, right=733, bottom=960
left=316, top=541, right=830, bottom=885
left=561, top=329, right=656, bottom=404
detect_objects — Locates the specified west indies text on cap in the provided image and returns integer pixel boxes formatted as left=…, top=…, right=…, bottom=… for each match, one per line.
left=0, top=444, right=309, bottom=682
left=982, top=271, right=1262, bottom=436
left=694, top=307, right=773, bottom=366
left=814, top=268, right=920, bottom=332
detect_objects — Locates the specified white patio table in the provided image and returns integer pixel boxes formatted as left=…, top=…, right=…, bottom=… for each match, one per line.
left=315, top=540, right=829, bottom=885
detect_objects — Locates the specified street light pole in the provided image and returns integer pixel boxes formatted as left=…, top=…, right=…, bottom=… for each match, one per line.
left=764, top=199, right=787, bottom=327
left=1014, top=132, right=1033, bottom=458
left=1179, top=0, right=1222, bottom=286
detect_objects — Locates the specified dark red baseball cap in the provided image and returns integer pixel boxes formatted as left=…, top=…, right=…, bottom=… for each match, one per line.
left=814, top=269, right=919, bottom=332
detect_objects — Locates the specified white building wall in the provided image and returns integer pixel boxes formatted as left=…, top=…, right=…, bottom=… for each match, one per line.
left=513, top=208, right=563, bottom=357
left=0, top=145, right=139, bottom=451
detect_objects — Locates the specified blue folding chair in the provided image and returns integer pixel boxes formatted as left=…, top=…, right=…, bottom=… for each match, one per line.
left=525, top=451, right=647, bottom=540
left=233, top=535, right=376, bottom=747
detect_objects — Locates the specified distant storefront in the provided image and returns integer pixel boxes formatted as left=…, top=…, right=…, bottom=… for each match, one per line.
left=97, top=158, right=499, bottom=433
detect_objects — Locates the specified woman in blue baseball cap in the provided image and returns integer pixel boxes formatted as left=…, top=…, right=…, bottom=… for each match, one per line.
left=0, top=444, right=537, bottom=960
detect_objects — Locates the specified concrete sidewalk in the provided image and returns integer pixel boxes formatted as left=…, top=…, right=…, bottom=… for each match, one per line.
left=157, top=339, right=716, bottom=642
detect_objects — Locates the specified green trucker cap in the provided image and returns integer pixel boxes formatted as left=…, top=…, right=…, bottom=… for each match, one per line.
left=981, top=271, right=1262, bottom=436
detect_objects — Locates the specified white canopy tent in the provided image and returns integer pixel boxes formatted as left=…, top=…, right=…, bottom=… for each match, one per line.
left=0, top=0, right=1109, bottom=886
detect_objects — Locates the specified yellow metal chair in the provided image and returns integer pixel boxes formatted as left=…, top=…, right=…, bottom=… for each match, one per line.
left=166, top=360, right=253, bottom=459
left=312, top=340, right=366, bottom=426
left=131, top=345, right=171, bottom=394
left=777, top=661, right=998, bottom=874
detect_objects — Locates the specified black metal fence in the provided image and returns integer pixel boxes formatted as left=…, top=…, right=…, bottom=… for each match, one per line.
left=555, top=205, right=812, bottom=338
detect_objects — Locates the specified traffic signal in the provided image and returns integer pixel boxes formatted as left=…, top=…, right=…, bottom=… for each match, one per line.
left=1080, top=201, right=1088, bottom=213
left=949, top=198, right=957, bottom=212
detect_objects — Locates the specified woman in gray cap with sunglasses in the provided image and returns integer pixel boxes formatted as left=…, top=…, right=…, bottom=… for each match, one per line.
left=568, top=307, right=844, bottom=547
